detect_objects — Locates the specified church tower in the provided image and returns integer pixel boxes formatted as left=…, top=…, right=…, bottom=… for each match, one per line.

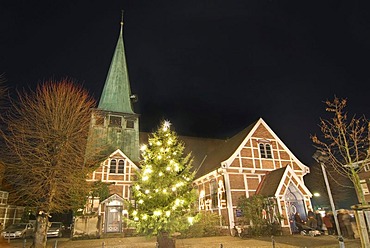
left=89, top=18, right=140, bottom=162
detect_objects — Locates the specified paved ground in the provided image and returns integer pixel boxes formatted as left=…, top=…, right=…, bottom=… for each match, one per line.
left=1, top=234, right=362, bottom=248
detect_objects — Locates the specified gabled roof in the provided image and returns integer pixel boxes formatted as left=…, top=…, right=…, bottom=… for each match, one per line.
left=138, top=118, right=308, bottom=179
left=98, top=22, right=134, bottom=114
left=191, top=122, right=256, bottom=178
left=256, top=167, right=287, bottom=196
left=276, top=165, right=312, bottom=197
left=108, top=149, right=140, bottom=171
left=138, top=122, right=256, bottom=178
left=101, top=193, right=124, bottom=204
left=256, top=165, right=312, bottom=198
left=223, top=118, right=308, bottom=172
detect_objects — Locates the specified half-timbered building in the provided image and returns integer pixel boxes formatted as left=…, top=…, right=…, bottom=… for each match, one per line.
left=73, top=21, right=313, bottom=237
left=187, top=119, right=312, bottom=234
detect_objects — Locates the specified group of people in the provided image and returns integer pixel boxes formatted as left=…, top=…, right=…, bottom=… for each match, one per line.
left=293, top=209, right=355, bottom=239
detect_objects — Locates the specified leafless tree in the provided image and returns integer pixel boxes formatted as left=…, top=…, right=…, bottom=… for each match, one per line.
left=311, top=97, right=370, bottom=205
left=0, top=79, right=99, bottom=248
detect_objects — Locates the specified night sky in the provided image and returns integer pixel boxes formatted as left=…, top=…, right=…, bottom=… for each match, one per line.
left=1, top=1, right=370, bottom=165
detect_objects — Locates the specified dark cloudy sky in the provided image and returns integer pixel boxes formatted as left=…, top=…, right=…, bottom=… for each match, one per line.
left=1, top=1, right=370, bottom=165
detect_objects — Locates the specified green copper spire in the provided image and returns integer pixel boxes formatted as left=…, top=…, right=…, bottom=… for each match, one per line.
left=98, top=17, right=134, bottom=114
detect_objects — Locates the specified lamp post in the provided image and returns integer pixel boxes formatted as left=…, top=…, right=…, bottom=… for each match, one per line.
left=312, top=151, right=342, bottom=237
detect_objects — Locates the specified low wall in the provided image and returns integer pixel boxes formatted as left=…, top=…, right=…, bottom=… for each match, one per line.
left=73, top=215, right=100, bottom=238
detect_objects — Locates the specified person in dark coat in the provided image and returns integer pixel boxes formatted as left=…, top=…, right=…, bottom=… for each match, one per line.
left=315, top=210, right=323, bottom=232
left=307, top=209, right=314, bottom=218
left=323, top=212, right=334, bottom=235
left=306, top=215, right=318, bottom=230
left=294, top=212, right=305, bottom=232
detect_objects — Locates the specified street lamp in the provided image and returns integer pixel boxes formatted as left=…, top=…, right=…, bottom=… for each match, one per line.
left=312, top=150, right=342, bottom=237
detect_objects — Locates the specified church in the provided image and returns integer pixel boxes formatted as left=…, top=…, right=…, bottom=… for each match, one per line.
left=73, top=21, right=313, bottom=237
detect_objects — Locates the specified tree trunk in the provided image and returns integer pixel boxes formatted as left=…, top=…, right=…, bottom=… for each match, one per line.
left=156, top=232, right=175, bottom=248
left=31, top=213, right=48, bottom=248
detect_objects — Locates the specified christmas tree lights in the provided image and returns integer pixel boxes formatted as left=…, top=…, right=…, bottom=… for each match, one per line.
left=130, top=120, right=198, bottom=236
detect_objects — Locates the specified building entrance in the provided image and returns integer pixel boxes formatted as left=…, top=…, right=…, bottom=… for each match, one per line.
left=105, top=205, right=122, bottom=233
left=285, top=184, right=306, bottom=233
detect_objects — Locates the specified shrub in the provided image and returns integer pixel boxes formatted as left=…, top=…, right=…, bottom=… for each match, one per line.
left=180, top=212, right=222, bottom=238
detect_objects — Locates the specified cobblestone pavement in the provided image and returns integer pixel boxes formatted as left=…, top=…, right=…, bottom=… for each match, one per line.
left=2, top=234, right=362, bottom=248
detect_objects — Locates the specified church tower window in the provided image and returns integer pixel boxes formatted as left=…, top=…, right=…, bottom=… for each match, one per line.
left=126, top=120, right=134, bottom=129
left=109, top=116, right=122, bottom=127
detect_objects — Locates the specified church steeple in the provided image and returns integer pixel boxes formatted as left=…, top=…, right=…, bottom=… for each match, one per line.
left=98, top=14, right=134, bottom=114
left=89, top=15, right=140, bottom=162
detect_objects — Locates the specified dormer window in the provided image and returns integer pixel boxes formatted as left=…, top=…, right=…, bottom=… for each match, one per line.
left=259, top=143, right=273, bottom=159
left=109, top=159, right=125, bottom=174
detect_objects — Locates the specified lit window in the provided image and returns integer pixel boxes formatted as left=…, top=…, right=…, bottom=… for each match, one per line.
left=259, top=143, right=273, bottom=159
left=217, top=180, right=226, bottom=208
left=199, top=190, right=205, bottom=210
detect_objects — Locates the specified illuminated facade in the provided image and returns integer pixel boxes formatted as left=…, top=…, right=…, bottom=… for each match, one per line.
left=75, top=21, right=313, bottom=237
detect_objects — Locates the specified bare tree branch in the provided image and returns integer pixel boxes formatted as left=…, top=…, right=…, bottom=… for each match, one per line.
left=311, top=96, right=370, bottom=205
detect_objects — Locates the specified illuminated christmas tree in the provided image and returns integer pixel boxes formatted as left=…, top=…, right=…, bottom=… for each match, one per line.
left=131, top=120, right=197, bottom=246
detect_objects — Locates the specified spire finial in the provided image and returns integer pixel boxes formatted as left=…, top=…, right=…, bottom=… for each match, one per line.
left=121, top=10, right=124, bottom=27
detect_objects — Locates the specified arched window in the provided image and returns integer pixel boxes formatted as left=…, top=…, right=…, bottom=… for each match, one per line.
left=117, top=160, right=125, bottom=174
left=265, top=144, right=272, bottom=158
left=109, top=159, right=125, bottom=174
left=109, top=159, right=117, bottom=173
left=259, top=143, right=273, bottom=159
left=259, top=143, right=266, bottom=158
